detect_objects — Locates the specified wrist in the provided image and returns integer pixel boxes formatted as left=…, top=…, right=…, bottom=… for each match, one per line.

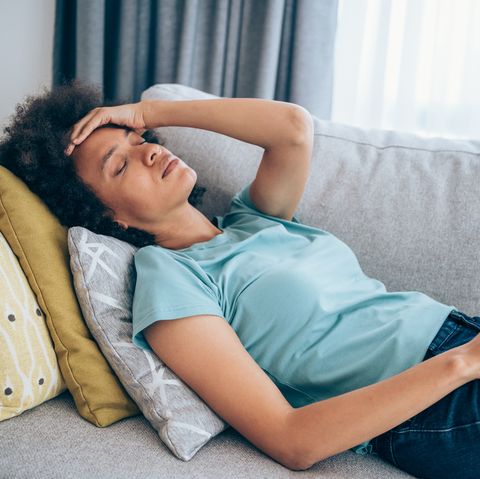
left=140, top=99, right=167, bottom=130
left=445, top=347, right=476, bottom=383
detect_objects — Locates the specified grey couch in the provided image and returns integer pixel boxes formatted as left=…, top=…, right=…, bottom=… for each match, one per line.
left=3, top=83, right=480, bottom=478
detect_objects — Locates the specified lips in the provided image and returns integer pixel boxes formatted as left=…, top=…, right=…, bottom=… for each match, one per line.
left=162, top=155, right=180, bottom=178
left=161, top=155, right=173, bottom=178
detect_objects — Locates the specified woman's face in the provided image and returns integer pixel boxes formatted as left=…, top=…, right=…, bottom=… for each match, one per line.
left=71, top=126, right=197, bottom=230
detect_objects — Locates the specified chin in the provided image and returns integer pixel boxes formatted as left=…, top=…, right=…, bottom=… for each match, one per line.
left=187, top=167, right=198, bottom=182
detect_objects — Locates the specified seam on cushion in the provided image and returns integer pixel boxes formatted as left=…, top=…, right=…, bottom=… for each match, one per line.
left=163, top=84, right=212, bottom=98
left=58, top=233, right=107, bottom=427
left=142, top=90, right=479, bottom=156
left=0, top=190, right=96, bottom=422
left=313, top=132, right=480, bottom=156
left=0, top=190, right=41, bottom=295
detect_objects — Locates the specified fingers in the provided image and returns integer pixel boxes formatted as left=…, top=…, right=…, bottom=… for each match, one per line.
left=65, top=107, right=108, bottom=156
left=64, top=144, right=75, bottom=156
left=71, top=108, right=97, bottom=140
left=64, top=104, right=146, bottom=156
left=72, top=108, right=106, bottom=143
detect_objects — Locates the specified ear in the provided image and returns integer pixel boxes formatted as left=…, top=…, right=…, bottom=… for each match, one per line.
left=114, top=219, right=129, bottom=230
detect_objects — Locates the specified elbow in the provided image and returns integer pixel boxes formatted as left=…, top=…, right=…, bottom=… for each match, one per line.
left=279, top=408, right=336, bottom=471
left=279, top=411, right=316, bottom=471
left=282, top=444, right=318, bottom=470
left=287, top=106, right=314, bottom=146
left=275, top=447, right=310, bottom=471
left=284, top=456, right=313, bottom=472
left=284, top=448, right=327, bottom=471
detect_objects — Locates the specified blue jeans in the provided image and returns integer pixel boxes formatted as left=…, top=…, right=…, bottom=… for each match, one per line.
left=371, top=309, right=480, bottom=479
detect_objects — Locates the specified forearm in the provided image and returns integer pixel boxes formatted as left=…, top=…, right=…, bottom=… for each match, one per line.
left=141, top=98, right=310, bottom=150
left=288, top=349, right=471, bottom=470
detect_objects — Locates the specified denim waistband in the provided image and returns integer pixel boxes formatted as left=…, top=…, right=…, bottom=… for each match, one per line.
left=427, top=309, right=480, bottom=354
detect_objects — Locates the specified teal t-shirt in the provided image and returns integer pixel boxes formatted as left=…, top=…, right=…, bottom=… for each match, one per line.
left=132, top=182, right=455, bottom=456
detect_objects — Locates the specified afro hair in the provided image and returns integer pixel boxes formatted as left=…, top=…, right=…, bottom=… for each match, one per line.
left=0, top=80, right=206, bottom=247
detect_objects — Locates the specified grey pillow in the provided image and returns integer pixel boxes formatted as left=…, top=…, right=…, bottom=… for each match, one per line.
left=67, top=226, right=228, bottom=461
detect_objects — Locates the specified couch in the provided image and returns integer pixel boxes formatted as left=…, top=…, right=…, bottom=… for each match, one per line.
left=2, top=82, right=480, bottom=478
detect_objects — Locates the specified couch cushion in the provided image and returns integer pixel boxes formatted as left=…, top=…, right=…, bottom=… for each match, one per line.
left=0, top=232, right=66, bottom=420
left=0, top=390, right=414, bottom=478
left=299, top=119, right=480, bottom=317
left=67, top=226, right=228, bottom=461
left=0, top=166, right=139, bottom=426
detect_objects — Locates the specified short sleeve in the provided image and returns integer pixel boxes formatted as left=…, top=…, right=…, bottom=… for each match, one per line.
left=228, top=182, right=302, bottom=224
left=132, top=245, right=224, bottom=351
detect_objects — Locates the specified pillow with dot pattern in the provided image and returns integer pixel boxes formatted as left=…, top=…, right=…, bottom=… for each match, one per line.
left=0, top=232, right=66, bottom=420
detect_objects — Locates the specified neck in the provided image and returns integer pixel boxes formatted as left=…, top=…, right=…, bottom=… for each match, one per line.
left=153, top=206, right=223, bottom=250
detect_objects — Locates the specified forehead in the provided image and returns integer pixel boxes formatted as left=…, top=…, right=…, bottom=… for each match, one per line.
left=80, top=126, right=126, bottom=150
left=72, top=126, right=128, bottom=178
left=73, top=126, right=126, bottom=162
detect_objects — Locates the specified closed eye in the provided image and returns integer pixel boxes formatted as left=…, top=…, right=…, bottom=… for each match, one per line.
left=116, top=157, right=127, bottom=176
left=116, top=138, right=146, bottom=176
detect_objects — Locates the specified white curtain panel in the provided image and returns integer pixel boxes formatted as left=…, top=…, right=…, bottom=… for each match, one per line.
left=331, top=0, right=480, bottom=140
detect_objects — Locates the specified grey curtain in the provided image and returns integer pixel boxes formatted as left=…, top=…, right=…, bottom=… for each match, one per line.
left=53, top=0, right=338, bottom=119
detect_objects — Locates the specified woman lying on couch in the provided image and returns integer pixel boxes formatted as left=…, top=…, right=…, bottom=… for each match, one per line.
left=1, top=81, right=480, bottom=479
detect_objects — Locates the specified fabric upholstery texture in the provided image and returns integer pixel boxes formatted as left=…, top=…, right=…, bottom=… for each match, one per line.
left=0, top=166, right=139, bottom=427
left=0, top=232, right=66, bottom=421
left=0, top=390, right=414, bottom=478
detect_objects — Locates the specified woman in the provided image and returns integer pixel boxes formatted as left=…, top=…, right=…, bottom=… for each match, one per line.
left=2, top=81, right=480, bottom=478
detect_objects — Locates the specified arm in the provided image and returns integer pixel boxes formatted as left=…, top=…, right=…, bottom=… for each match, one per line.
left=143, top=314, right=300, bottom=470
left=290, top=348, right=473, bottom=469
left=144, top=98, right=314, bottom=220
left=141, top=97, right=310, bottom=150
left=66, top=97, right=309, bottom=155
left=65, top=96, right=314, bottom=221
left=142, top=313, right=475, bottom=472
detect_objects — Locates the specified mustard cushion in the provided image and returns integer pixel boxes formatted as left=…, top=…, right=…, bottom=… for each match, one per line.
left=0, top=232, right=66, bottom=420
left=0, top=166, right=140, bottom=426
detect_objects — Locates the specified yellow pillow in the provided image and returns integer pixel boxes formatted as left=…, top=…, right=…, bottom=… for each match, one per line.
left=0, top=232, right=66, bottom=420
left=0, top=166, right=140, bottom=426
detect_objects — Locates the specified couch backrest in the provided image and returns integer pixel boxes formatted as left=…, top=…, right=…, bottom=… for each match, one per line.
left=142, top=83, right=480, bottom=316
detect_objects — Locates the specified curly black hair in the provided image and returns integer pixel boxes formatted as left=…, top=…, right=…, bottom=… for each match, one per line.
left=0, top=80, right=206, bottom=247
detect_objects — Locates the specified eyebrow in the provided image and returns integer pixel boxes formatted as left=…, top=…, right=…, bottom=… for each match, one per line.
left=101, top=128, right=130, bottom=172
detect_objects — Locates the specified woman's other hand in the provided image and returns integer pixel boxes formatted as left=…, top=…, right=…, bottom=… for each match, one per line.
left=65, top=102, right=147, bottom=156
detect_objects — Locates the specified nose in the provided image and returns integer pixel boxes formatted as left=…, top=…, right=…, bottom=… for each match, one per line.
left=141, top=144, right=161, bottom=166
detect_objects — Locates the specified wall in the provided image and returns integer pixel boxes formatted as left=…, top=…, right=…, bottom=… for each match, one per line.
left=0, top=0, right=56, bottom=135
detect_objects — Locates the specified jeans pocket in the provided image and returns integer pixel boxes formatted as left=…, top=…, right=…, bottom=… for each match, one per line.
left=430, top=316, right=479, bottom=356
left=426, top=319, right=460, bottom=356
